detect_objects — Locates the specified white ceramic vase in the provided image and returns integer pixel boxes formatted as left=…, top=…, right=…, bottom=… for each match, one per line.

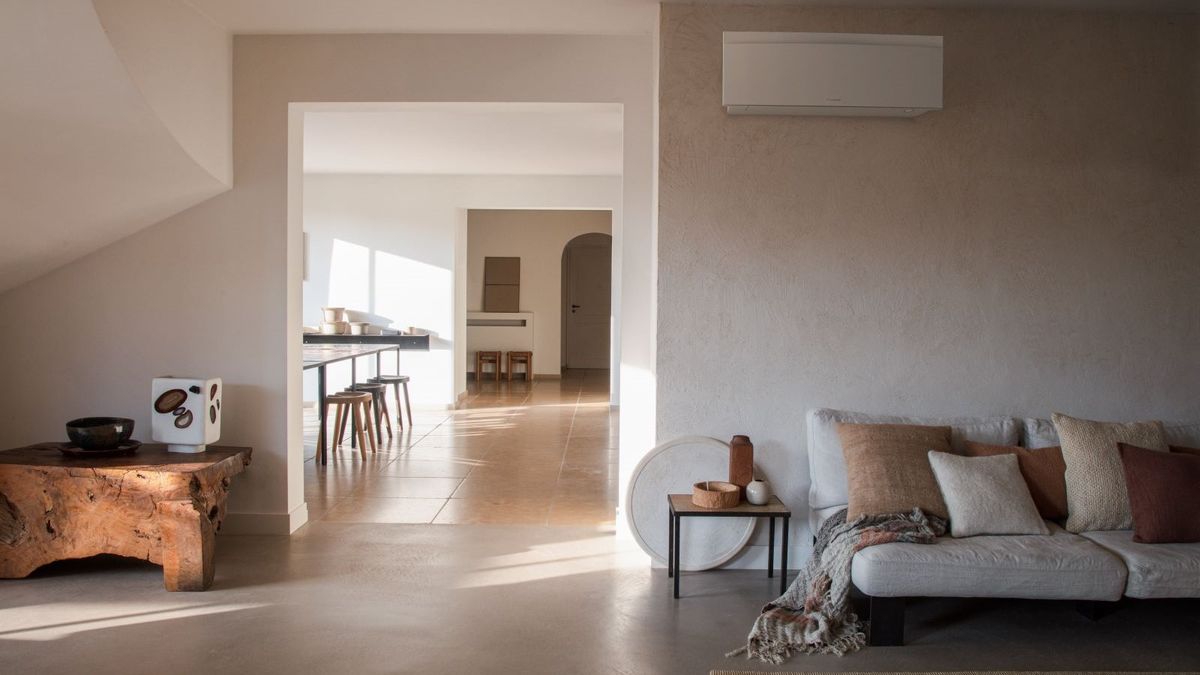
left=746, top=479, right=771, bottom=506
left=151, top=376, right=222, bottom=453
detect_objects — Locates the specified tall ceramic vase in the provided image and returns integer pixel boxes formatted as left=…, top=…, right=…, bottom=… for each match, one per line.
left=151, top=376, right=222, bottom=453
left=728, top=434, right=754, bottom=500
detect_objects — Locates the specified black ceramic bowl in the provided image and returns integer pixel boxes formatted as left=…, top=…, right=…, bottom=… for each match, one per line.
left=65, top=417, right=135, bottom=450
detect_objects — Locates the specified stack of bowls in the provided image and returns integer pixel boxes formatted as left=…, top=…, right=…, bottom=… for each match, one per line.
left=320, top=307, right=348, bottom=334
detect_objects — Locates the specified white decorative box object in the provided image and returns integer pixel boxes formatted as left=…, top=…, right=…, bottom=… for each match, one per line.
left=151, top=376, right=222, bottom=453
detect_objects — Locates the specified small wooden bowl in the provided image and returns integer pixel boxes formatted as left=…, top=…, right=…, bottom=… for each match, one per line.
left=692, top=480, right=740, bottom=509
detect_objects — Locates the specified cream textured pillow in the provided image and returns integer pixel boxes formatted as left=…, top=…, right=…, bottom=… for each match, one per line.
left=1052, top=412, right=1167, bottom=533
left=928, top=451, right=1049, bottom=538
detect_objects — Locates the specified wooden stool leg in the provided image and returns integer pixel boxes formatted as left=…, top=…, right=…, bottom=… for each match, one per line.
left=320, top=403, right=332, bottom=457
left=333, top=404, right=346, bottom=451
left=355, top=403, right=369, bottom=459
left=371, top=393, right=383, bottom=444
left=361, top=401, right=377, bottom=453
left=402, top=381, right=413, bottom=428
left=495, top=355, right=501, bottom=382
left=475, top=352, right=481, bottom=382
left=379, top=395, right=393, bottom=438
left=507, top=353, right=513, bottom=382
left=528, top=354, right=533, bottom=382
left=398, top=381, right=408, bottom=427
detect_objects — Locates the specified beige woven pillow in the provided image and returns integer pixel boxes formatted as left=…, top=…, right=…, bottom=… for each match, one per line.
left=1052, top=412, right=1167, bottom=532
left=838, top=423, right=953, bottom=520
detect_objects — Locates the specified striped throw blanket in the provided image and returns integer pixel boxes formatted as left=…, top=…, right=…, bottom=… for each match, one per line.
left=729, top=507, right=946, bottom=663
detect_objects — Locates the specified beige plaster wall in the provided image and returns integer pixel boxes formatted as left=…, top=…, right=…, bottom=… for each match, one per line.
left=657, top=5, right=1199, bottom=566
left=467, top=209, right=613, bottom=374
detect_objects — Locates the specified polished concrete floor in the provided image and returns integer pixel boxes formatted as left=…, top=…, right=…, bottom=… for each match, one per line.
left=304, top=369, right=617, bottom=526
left=4, top=372, right=1199, bottom=673
left=3, top=524, right=1199, bottom=674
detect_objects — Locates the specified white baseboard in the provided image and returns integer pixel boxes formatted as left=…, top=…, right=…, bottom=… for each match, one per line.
left=220, top=502, right=309, bottom=535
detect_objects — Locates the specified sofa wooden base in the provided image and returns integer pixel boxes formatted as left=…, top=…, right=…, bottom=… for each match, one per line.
left=856, top=590, right=1132, bottom=646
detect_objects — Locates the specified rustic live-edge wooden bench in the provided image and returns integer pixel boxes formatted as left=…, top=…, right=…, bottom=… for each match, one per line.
left=0, top=443, right=251, bottom=591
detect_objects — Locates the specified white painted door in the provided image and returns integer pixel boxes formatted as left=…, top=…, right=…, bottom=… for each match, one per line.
left=565, top=238, right=611, bottom=369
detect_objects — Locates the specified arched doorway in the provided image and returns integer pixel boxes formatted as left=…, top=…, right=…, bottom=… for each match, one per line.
left=561, top=232, right=613, bottom=371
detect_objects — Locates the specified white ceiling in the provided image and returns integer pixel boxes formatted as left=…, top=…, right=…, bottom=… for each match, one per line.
left=302, top=104, right=624, bottom=176
left=185, top=0, right=659, bottom=34
left=186, top=0, right=1198, bottom=34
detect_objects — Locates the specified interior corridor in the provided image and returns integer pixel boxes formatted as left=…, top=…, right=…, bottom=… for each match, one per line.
left=304, top=369, right=617, bottom=525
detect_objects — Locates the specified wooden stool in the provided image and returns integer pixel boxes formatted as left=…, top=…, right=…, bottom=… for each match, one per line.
left=475, top=350, right=501, bottom=382
left=347, top=383, right=392, bottom=441
left=506, top=351, right=533, bottom=382
left=369, top=375, right=413, bottom=429
left=325, top=391, right=375, bottom=459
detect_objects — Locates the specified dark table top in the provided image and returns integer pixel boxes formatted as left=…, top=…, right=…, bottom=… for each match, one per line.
left=0, top=443, right=251, bottom=472
left=303, top=334, right=430, bottom=348
left=668, top=494, right=791, bottom=516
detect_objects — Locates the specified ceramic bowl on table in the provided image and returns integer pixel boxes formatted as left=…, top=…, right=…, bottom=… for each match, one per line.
left=65, top=417, right=135, bottom=450
left=321, top=307, right=345, bottom=322
left=349, top=322, right=370, bottom=335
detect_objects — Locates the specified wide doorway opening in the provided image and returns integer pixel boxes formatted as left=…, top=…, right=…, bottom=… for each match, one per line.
left=294, top=102, right=622, bottom=527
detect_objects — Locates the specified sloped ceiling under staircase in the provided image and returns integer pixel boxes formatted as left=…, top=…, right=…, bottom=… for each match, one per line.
left=0, top=0, right=232, bottom=293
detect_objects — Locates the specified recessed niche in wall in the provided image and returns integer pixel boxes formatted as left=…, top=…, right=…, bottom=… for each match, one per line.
left=483, top=256, right=520, bottom=312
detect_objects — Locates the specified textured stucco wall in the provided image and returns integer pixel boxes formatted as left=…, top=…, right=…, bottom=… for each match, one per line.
left=658, top=5, right=1199, bottom=566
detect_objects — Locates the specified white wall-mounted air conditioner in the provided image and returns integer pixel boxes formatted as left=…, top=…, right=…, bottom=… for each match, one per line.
left=722, top=32, right=943, bottom=117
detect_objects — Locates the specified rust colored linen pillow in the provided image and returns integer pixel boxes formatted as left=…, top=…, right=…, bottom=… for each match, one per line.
left=838, top=423, right=953, bottom=520
left=1118, top=443, right=1200, bottom=544
left=963, top=441, right=1068, bottom=520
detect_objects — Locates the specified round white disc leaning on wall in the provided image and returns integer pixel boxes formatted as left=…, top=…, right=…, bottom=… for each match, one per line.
left=625, top=435, right=757, bottom=571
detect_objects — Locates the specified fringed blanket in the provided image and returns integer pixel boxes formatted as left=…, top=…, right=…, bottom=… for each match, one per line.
left=729, top=507, right=946, bottom=663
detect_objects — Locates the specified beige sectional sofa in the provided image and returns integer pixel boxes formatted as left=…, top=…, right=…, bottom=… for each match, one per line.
left=806, top=408, right=1200, bottom=645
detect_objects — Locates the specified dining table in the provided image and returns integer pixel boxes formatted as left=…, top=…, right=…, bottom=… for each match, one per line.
left=303, top=333, right=430, bottom=465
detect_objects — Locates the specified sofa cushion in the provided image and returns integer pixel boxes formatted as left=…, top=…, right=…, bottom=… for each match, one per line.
left=809, top=504, right=844, bottom=535
left=1052, top=412, right=1167, bottom=533
left=839, top=423, right=952, bottom=520
left=929, top=451, right=1049, bottom=538
left=807, top=408, right=1019, bottom=512
left=1022, top=417, right=1061, bottom=449
left=851, top=523, right=1126, bottom=600
left=1167, top=423, right=1200, bottom=448
left=1082, top=530, right=1200, bottom=599
left=1119, top=443, right=1200, bottom=543
left=963, top=441, right=1068, bottom=520
left=1022, top=419, right=1200, bottom=450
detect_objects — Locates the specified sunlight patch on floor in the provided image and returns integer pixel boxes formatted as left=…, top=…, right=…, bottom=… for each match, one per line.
left=454, top=529, right=646, bottom=589
left=0, top=601, right=268, bottom=641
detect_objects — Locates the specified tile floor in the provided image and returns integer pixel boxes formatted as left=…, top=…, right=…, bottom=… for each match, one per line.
left=303, top=368, right=617, bottom=526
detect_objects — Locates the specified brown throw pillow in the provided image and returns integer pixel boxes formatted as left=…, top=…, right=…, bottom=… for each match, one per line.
left=838, top=423, right=953, bottom=520
left=963, top=441, right=1068, bottom=520
left=1119, top=443, right=1200, bottom=543
left=1171, top=445, right=1200, bottom=457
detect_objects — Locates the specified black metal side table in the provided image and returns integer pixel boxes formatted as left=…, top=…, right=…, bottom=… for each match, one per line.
left=667, top=494, right=792, bottom=598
